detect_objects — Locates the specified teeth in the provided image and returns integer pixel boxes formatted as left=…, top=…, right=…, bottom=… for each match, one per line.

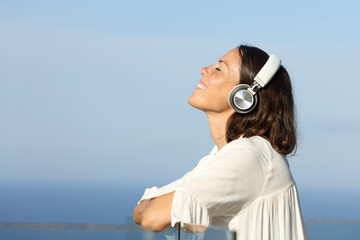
left=197, top=83, right=206, bottom=90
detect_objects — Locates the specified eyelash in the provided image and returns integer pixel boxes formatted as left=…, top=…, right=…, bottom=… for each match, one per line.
left=215, top=67, right=221, bottom=71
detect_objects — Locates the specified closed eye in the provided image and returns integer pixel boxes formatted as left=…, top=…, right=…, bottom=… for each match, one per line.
left=215, top=67, right=221, bottom=71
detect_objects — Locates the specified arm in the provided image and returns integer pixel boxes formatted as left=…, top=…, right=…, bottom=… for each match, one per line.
left=133, top=150, right=215, bottom=229
left=134, top=191, right=175, bottom=232
left=137, top=153, right=213, bottom=205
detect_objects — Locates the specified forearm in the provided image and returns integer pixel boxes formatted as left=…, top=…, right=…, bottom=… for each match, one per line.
left=139, top=192, right=175, bottom=232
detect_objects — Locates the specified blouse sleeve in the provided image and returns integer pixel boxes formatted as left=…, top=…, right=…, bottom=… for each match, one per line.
left=139, top=179, right=182, bottom=202
left=170, top=145, right=269, bottom=227
left=139, top=148, right=217, bottom=202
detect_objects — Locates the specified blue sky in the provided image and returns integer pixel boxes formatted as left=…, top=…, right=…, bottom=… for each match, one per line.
left=1, top=0, right=359, bottom=199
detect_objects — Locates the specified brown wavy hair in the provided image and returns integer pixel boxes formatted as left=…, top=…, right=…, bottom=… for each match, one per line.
left=226, top=45, right=297, bottom=155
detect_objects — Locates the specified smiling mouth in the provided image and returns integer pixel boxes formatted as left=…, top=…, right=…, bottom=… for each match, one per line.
left=196, top=81, right=207, bottom=90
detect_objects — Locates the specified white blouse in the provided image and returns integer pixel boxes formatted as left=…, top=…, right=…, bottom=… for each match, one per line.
left=140, top=136, right=308, bottom=240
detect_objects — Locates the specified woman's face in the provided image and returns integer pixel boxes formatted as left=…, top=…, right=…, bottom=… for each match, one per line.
left=188, top=48, right=241, bottom=113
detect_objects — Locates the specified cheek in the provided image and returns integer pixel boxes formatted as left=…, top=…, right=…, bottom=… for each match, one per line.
left=210, top=84, right=236, bottom=110
left=212, top=80, right=237, bottom=98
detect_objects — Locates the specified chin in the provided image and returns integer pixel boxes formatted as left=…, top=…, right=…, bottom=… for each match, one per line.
left=188, top=94, right=197, bottom=107
left=188, top=96, right=212, bottom=113
left=188, top=94, right=204, bottom=110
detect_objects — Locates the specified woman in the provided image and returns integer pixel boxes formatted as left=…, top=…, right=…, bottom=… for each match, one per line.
left=133, top=45, right=308, bottom=240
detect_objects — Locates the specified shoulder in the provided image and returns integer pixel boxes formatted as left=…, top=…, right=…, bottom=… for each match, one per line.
left=219, top=136, right=273, bottom=159
left=213, top=136, right=282, bottom=174
left=224, top=136, right=294, bottom=188
left=204, top=136, right=271, bottom=172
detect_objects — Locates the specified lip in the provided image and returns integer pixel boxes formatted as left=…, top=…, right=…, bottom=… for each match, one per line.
left=196, top=80, right=208, bottom=90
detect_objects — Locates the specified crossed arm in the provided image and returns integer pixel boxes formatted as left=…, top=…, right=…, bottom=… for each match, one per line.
left=133, top=191, right=175, bottom=232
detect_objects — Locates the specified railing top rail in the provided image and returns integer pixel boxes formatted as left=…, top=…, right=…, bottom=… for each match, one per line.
left=304, top=219, right=360, bottom=224
left=0, top=222, right=142, bottom=230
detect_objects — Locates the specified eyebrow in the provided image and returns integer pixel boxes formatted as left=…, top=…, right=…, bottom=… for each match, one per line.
left=218, top=59, right=229, bottom=69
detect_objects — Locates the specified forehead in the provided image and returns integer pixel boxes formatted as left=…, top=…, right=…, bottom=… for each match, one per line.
left=220, top=48, right=241, bottom=65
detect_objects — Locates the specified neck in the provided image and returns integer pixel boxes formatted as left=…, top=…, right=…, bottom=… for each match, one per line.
left=206, top=109, right=234, bottom=150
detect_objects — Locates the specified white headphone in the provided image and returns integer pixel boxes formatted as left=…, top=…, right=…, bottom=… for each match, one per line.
left=228, top=54, right=281, bottom=114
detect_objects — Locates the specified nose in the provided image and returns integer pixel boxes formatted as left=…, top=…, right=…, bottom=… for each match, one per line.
left=200, top=66, right=209, bottom=77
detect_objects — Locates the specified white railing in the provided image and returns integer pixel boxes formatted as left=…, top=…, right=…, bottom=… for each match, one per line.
left=0, top=222, right=235, bottom=240
left=1, top=220, right=360, bottom=239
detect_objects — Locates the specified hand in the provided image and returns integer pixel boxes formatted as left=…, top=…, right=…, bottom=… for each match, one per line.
left=133, top=199, right=150, bottom=224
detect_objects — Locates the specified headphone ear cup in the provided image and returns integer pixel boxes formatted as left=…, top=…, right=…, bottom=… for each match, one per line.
left=228, top=84, right=258, bottom=114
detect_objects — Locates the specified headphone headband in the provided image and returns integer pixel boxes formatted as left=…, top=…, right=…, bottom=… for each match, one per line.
left=254, top=54, right=281, bottom=87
